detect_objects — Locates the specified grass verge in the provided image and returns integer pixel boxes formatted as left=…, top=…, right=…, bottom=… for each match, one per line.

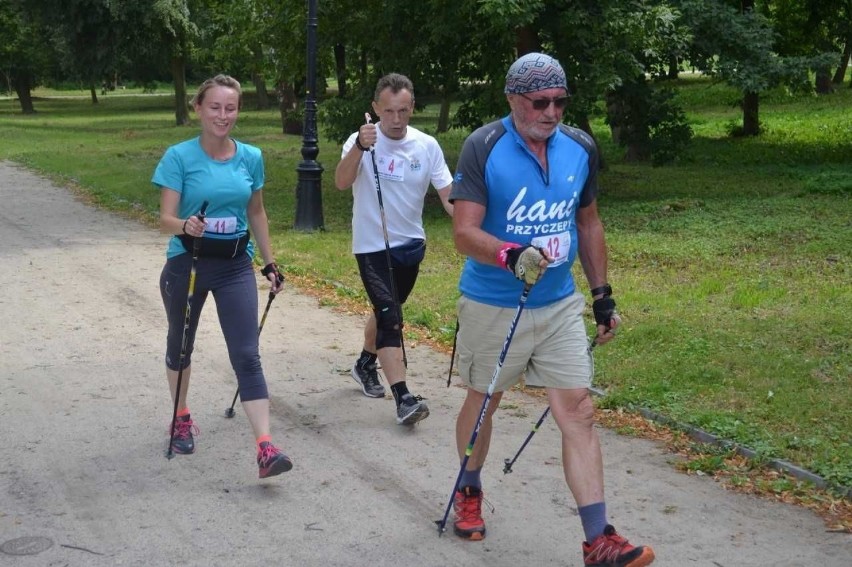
left=1, top=78, right=849, bottom=529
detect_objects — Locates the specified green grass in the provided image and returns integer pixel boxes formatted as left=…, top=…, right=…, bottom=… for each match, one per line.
left=1, top=78, right=849, bottom=490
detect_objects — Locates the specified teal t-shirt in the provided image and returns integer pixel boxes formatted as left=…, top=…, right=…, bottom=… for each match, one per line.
left=152, top=137, right=265, bottom=258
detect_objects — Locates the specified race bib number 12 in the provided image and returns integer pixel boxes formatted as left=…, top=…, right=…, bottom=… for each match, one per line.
left=531, top=231, right=571, bottom=267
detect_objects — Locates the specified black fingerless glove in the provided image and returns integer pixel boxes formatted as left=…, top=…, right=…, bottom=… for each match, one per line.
left=261, top=262, right=284, bottom=285
left=506, top=244, right=530, bottom=274
left=504, top=245, right=546, bottom=285
left=592, top=296, right=617, bottom=328
left=504, top=245, right=531, bottom=274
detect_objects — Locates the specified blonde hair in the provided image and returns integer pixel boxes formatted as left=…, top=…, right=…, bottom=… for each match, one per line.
left=191, top=74, right=242, bottom=108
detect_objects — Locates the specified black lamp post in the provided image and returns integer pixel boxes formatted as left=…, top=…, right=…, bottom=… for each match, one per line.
left=294, top=0, right=324, bottom=231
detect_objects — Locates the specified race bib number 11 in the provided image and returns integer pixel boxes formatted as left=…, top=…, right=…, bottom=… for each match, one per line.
left=205, top=216, right=238, bottom=234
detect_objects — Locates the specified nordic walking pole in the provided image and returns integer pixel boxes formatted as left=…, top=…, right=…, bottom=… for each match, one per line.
left=166, top=200, right=208, bottom=459
left=446, top=319, right=459, bottom=387
left=502, top=406, right=551, bottom=474
left=224, top=271, right=284, bottom=418
left=502, top=338, right=599, bottom=474
left=435, top=283, right=532, bottom=535
left=365, top=112, right=407, bottom=368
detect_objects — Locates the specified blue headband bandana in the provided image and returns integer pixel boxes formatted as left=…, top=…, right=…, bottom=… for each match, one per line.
left=504, top=52, right=567, bottom=94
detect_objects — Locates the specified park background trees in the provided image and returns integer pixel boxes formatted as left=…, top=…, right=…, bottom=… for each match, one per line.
left=2, top=1, right=849, bottom=496
left=3, top=0, right=850, bottom=158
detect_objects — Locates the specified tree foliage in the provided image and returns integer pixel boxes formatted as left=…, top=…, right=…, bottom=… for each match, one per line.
left=23, top=0, right=120, bottom=103
left=7, top=0, right=850, bottom=148
left=0, top=0, right=57, bottom=113
left=681, top=0, right=836, bottom=135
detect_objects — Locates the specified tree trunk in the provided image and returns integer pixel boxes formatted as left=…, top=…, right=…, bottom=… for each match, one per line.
left=815, top=68, right=833, bottom=94
left=832, top=40, right=850, bottom=84
left=89, top=81, right=99, bottom=104
left=437, top=91, right=450, bottom=133
left=277, top=81, right=297, bottom=111
left=576, top=114, right=606, bottom=171
left=359, top=48, right=368, bottom=87
left=742, top=91, right=760, bottom=136
left=13, top=72, right=36, bottom=114
left=605, top=92, right=623, bottom=145
left=515, top=25, right=541, bottom=55
left=171, top=56, right=189, bottom=126
left=667, top=55, right=679, bottom=79
left=278, top=81, right=300, bottom=135
left=250, top=44, right=269, bottom=110
left=334, top=43, right=347, bottom=97
left=252, top=74, right=269, bottom=110
left=626, top=143, right=651, bottom=162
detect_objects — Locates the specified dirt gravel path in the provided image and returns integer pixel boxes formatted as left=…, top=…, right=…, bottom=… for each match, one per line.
left=0, top=160, right=848, bottom=566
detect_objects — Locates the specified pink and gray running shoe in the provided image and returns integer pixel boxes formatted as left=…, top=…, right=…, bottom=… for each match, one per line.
left=257, top=441, right=293, bottom=478
left=169, top=414, right=199, bottom=455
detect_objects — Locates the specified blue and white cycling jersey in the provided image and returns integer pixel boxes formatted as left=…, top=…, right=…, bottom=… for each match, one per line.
left=449, top=116, right=599, bottom=309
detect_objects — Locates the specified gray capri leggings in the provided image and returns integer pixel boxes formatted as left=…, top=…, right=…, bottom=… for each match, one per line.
left=159, top=253, right=269, bottom=401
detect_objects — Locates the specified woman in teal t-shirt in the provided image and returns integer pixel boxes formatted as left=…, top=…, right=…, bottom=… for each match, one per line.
left=153, top=74, right=291, bottom=479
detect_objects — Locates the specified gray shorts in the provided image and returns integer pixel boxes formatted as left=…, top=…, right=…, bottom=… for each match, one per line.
left=456, top=292, right=593, bottom=393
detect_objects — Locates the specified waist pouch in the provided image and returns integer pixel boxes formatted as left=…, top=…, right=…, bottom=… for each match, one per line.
left=178, top=231, right=251, bottom=259
left=389, top=238, right=426, bottom=267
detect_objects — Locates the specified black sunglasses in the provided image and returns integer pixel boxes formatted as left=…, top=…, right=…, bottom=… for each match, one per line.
left=518, top=92, right=569, bottom=111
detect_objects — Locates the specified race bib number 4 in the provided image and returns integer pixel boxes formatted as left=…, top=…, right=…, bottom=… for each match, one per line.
left=532, top=231, right=571, bottom=267
left=375, top=154, right=406, bottom=182
left=205, top=216, right=238, bottom=234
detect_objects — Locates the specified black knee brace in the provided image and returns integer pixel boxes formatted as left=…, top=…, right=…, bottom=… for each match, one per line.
left=375, top=304, right=403, bottom=349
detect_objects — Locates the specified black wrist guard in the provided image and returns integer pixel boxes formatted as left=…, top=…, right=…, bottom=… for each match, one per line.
left=355, top=136, right=369, bottom=152
left=593, top=296, right=617, bottom=328
left=261, top=263, right=278, bottom=277
left=590, top=284, right=612, bottom=298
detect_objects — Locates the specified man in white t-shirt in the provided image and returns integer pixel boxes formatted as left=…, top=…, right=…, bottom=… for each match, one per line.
left=334, top=73, right=453, bottom=425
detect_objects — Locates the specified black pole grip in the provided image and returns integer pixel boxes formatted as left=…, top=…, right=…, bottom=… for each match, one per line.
left=190, top=201, right=209, bottom=257
left=198, top=200, right=209, bottom=222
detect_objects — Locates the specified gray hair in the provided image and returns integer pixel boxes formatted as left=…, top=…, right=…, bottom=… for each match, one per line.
left=374, top=73, right=414, bottom=101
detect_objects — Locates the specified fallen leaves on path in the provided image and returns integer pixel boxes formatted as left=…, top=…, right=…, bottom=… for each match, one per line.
left=595, top=407, right=852, bottom=534
left=285, top=274, right=851, bottom=534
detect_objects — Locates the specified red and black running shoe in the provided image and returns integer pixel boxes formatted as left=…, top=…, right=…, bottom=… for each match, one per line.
left=453, top=486, right=487, bottom=541
left=583, top=524, right=655, bottom=567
